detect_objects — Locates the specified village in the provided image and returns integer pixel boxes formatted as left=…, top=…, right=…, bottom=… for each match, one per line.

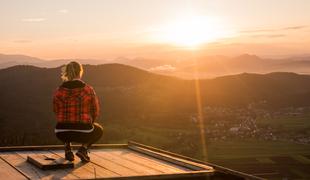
left=189, top=102, right=310, bottom=145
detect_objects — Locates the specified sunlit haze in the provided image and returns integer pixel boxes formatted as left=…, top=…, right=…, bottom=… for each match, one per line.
left=0, top=0, right=310, bottom=59
left=149, top=15, right=235, bottom=48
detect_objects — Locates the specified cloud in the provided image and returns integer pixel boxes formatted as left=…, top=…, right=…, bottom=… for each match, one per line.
left=149, top=65, right=176, bottom=72
left=13, top=40, right=32, bottom=43
left=21, top=18, right=46, bottom=22
left=240, top=25, right=308, bottom=34
left=282, top=26, right=307, bottom=30
left=240, top=29, right=276, bottom=33
left=250, top=34, right=286, bottom=38
left=59, top=9, right=69, bottom=13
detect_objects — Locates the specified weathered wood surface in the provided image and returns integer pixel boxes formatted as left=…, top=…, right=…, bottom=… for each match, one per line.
left=52, top=150, right=119, bottom=179
left=0, top=152, right=49, bottom=180
left=92, top=149, right=174, bottom=175
left=0, top=143, right=233, bottom=180
left=129, top=145, right=214, bottom=171
left=2, top=151, right=79, bottom=180
left=93, top=149, right=191, bottom=173
left=27, top=154, right=73, bottom=170
left=87, top=149, right=142, bottom=176
left=80, top=170, right=212, bottom=180
left=17, top=151, right=78, bottom=179
left=0, top=157, right=28, bottom=180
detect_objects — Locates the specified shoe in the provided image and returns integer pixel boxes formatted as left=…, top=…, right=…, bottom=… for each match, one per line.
left=65, top=151, right=74, bottom=161
left=64, top=142, right=74, bottom=161
left=76, top=146, right=90, bottom=162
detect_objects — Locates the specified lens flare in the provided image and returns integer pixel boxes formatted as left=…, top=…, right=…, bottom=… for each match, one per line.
left=192, top=53, right=208, bottom=161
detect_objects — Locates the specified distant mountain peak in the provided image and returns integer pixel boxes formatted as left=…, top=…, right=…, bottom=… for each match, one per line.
left=0, top=53, right=44, bottom=63
left=234, top=54, right=261, bottom=60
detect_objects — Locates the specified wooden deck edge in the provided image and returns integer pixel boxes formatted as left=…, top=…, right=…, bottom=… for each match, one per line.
left=128, top=141, right=266, bottom=180
left=0, top=144, right=128, bottom=152
left=128, top=145, right=214, bottom=171
left=80, top=170, right=212, bottom=180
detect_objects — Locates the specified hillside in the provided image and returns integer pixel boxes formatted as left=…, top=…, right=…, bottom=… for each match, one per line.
left=1, top=64, right=310, bottom=146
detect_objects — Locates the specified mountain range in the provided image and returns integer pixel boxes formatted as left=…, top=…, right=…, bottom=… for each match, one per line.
left=1, top=53, right=310, bottom=79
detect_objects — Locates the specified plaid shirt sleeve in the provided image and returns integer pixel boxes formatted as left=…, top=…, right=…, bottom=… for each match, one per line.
left=90, top=88, right=100, bottom=122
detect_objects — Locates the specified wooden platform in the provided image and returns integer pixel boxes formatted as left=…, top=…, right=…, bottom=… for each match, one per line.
left=0, top=141, right=264, bottom=180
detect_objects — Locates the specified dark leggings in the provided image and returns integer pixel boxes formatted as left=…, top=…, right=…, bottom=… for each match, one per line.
left=56, top=123, right=103, bottom=147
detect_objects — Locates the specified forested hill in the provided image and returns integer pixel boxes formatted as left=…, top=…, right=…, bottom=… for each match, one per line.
left=1, top=64, right=310, bottom=145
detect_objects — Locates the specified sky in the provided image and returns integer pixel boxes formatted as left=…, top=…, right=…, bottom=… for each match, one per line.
left=0, top=0, right=310, bottom=59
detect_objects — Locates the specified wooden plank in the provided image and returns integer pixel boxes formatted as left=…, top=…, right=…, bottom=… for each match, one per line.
left=16, top=151, right=78, bottom=180
left=0, top=144, right=127, bottom=152
left=0, top=152, right=48, bottom=180
left=52, top=150, right=119, bottom=179
left=0, top=157, right=28, bottom=180
left=86, top=150, right=142, bottom=176
left=27, top=155, right=74, bottom=170
left=78, top=170, right=212, bottom=180
left=35, top=151, right=79, bottom=180
left=95, top=149, right=189, bottom=173
left=50, top=150, right=101, bottom=179
left=108, top=149, right=185, bottom=173
left=128, top=141, right=213, bottom=170
left=129, top=145, right=214, bottom=171
left=90, top=149, right=163, bottom=175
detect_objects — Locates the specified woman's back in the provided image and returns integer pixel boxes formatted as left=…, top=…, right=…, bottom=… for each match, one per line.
left=53, top=80, right=99, bottom=126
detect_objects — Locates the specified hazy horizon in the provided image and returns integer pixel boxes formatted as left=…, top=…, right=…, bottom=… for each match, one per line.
left=2, top=52, right=310, bottom=79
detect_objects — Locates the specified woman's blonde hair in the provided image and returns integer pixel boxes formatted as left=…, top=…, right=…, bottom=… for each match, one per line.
left=61, top=61, right=84, bottom=81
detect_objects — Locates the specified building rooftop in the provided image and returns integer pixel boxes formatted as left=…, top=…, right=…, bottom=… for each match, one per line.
left=0, top=141, right=263, bottom=180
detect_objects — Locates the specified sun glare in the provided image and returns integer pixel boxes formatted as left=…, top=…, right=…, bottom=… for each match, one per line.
left=151, top=15, right=234, bottom=48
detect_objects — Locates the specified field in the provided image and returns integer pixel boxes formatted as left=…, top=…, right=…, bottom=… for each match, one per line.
left=207, top=139, right=310, bottom=160
left=207, top=139, right=310, bottom=179
left=256, top=111, right=310, bottom=131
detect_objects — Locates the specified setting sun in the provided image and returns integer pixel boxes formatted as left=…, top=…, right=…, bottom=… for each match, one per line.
left=150, top=15, right=234, bottom=48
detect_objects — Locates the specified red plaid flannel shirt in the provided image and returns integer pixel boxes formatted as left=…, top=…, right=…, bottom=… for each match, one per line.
left=53, top=84, right=99, bottom=124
